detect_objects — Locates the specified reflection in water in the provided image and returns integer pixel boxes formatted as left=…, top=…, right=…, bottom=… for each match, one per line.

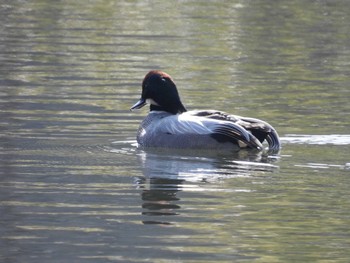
left=137, top=148, right=279, bottom=181
left=2, top=0, right=350, bottom=261
left=135, top=149, right=279, bottom=225
left=136, top=177, right=182, bottom=225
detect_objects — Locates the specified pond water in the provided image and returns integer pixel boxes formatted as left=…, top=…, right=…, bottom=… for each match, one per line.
left=1, top=1, right=350, bottom=262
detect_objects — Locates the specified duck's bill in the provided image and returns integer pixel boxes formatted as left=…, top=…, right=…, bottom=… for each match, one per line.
left=130, top=98, right=146, bottom=111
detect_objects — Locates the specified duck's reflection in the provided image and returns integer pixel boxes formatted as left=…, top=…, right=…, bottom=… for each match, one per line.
left=137, top=177, right=182, bottom=225
left=135, top=148, right=279, bottom=225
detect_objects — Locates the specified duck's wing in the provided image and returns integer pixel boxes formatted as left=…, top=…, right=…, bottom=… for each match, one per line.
left=189, top=110, right=240, bottom=122
left=209, top=123, right=263, bottom=150
left=237, top=117, right=281, bottom=153
left=156, top=112, right=263, bottom=150
left=189, top=110, right=281, bottom=153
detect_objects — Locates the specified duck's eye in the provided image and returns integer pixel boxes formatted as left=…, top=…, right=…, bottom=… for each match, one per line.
left=161, top=77, right=166, bottom=82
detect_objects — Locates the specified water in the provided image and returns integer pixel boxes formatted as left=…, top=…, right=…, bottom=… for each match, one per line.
left=1, top=1, right=350, bottom=262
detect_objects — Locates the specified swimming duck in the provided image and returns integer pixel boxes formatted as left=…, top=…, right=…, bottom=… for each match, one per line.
left=131, top=70, right=281, bottom=153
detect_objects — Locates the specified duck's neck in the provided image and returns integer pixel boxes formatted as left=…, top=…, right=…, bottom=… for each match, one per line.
left=150, top=103, right=187, bottom=114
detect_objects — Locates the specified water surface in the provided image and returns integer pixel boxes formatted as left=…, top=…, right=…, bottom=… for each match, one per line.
left=1, top=1, right=350, bottom=262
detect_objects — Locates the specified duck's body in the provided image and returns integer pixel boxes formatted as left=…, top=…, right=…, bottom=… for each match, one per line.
left=131, top=71, right=281, bottom=153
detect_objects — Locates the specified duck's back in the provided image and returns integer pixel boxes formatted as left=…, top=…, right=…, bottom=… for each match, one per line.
left=136, top=112, right=241, bottom=150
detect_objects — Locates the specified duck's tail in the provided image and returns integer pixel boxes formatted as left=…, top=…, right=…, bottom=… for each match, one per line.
left=266, top=129, right=281, bottom=154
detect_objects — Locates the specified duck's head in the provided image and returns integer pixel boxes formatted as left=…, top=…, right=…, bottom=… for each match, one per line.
left=130, top=70, right=187, bottom=114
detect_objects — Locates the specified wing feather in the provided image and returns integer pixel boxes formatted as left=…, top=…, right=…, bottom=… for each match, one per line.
left=153, top=113, right=263, bottom=150
left=187, top=110, right=280, bottom=151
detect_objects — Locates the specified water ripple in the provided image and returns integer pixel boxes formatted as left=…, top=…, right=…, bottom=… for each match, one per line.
left=281, top=134, right=350, bottom=145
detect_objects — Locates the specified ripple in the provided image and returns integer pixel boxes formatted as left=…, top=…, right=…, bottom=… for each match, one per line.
left=281, top=134, right=350, bottom=145
left=294, top=163, right=347, bottom=169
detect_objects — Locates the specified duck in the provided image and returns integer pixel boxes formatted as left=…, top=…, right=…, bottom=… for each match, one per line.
left=130, top=70, right=281, bottom=153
